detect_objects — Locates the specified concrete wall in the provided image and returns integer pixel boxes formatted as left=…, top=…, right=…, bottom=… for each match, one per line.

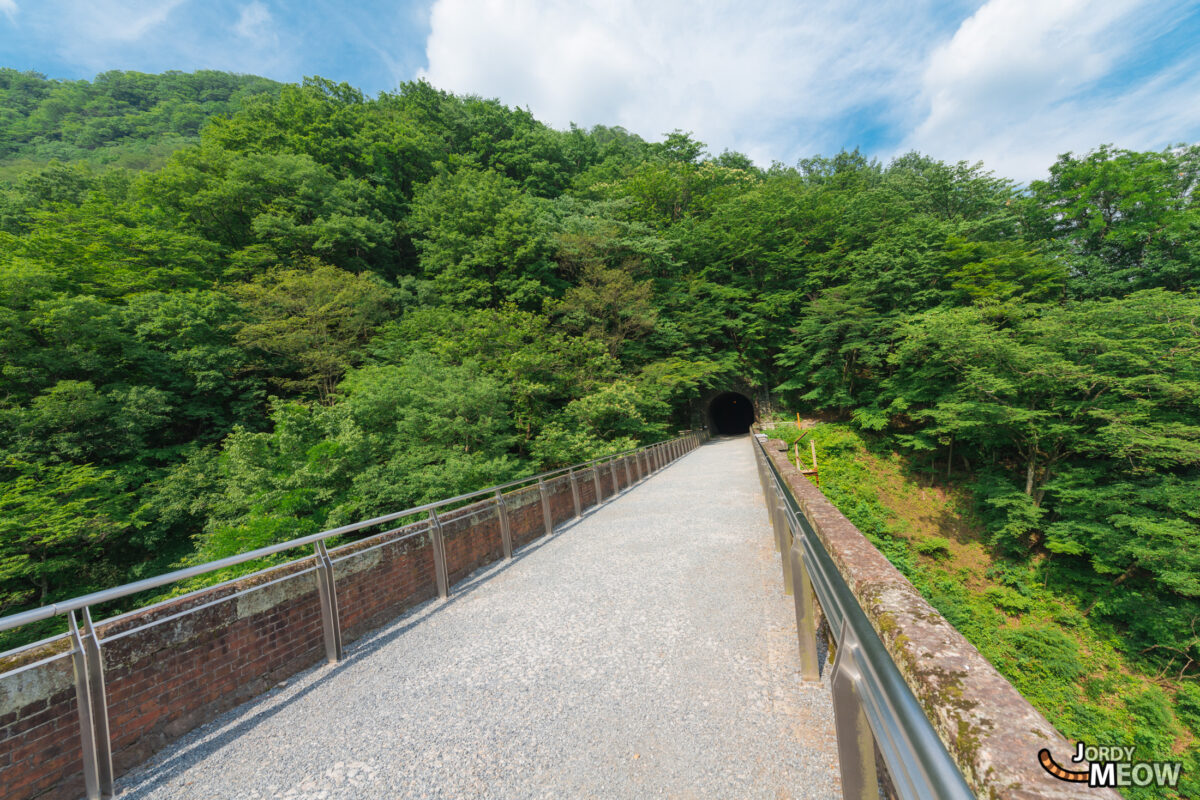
left=0, top=449, right=656, bottom=800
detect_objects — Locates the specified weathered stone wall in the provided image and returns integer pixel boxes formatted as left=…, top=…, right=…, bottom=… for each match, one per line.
left=0, top=455, right=643, bottom=800
left=764, top=439, right=1119, bottom=800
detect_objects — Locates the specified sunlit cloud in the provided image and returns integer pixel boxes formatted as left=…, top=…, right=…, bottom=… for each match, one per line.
left=420, top=0, right=957, bottom=167
left=421, top=0, right=1200, bottom=181
left=901, top=0, right=1200, bottom=181
left=0, top=0, right=1196, bottom=182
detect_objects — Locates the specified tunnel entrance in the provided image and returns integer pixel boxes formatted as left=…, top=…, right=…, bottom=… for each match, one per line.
left=708, top=392, right=755, bottom=435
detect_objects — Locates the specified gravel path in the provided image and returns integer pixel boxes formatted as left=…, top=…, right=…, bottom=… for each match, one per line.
left=116, top=436, right=841, bottom=800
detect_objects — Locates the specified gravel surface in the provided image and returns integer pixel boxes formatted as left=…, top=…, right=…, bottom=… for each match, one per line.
left=115, top=436, right=841, bottom=800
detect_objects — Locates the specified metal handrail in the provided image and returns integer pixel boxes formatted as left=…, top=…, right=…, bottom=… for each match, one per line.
left=3, top=428, right=707, bottom=800
left=752, top=434, right=974, bottom=800
left=0, top=432, right=698, bottom=636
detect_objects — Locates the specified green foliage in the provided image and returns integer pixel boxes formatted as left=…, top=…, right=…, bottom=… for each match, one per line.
left=1028, top=144, right=1200, bottom=298
left=231, top=261, right=397, bottom=402
left=982, top=585, right=1032, bottom=613
left=914, top=536, right=952, bottom=560
left=408, top=166, right=557, bottom=308
left=0, top=458, right=125, bottom=614
left=998, top=625, right=1084, bottom=683
left=2, top=73, right=1199, bottom=785
left=194, top=353, right=524, bottom=561
left=0, top=69, right=281, bottom=166
left=778, top=423, right=1199, bottom=799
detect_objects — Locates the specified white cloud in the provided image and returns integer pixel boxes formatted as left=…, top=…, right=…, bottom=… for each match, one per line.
left=420, top=0, right=948, bottom=166
left=69, top=0, right=184, bottom=44
left=420, top=0, right=1200, bottom=181
left=234, top=1, right=276, bottom=46
left=0, top=0, right=18, bottom=22
left=902, top=0, right=1200, bottom=181
left=32, top=0, right=186, bottom=71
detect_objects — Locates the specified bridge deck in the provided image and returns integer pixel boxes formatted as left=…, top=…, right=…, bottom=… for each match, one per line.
left=116, top=436, right=841, bottom=799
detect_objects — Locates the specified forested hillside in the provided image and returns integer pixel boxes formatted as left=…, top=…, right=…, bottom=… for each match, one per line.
left=0, top=71, right=1197, bottom=793
left=0, top=69, right=281, bottom=170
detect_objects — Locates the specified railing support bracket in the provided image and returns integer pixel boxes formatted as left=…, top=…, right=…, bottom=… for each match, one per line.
left=429, top=508, right=449, bottom=598
left=313, top=540, right=344, bottom=663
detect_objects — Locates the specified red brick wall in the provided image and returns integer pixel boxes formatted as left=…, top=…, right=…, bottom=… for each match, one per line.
left=0, top=455, right=660, bottom=800
left=0, top=677, right=80, bottom=800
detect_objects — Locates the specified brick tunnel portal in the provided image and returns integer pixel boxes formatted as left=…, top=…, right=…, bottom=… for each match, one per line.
left=708, top=391, right=755, bottom=435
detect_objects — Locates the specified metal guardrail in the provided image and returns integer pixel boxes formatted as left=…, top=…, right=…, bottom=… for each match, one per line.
left=0, top=430, right=706, bottom=800
left=751, top=434, right=975, bottom=800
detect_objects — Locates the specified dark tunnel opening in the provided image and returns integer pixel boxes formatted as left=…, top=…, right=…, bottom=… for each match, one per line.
left=708, top=392, right=755, bottom=435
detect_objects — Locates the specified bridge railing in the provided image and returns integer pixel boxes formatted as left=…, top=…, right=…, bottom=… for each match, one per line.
left=0, top=429, right=708, bottom=800
left=752, top=433, right=1116, bottom=800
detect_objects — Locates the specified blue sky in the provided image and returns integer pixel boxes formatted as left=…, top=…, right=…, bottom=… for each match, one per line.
left=1, top=0, right=1198, bottom=182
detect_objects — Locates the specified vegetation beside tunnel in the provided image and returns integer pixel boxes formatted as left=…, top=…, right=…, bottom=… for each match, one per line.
left=2, top=72, right=1199, bottom=793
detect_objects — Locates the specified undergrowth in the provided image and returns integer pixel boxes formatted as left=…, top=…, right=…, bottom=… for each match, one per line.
left=774, top=422, right=1198, bottom=799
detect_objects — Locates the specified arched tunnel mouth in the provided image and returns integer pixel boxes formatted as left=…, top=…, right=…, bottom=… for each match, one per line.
left=708, top=392, right=756, bottom=435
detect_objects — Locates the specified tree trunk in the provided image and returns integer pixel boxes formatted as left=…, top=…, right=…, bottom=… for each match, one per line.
left=1025, top=459, right=1035, bottom=496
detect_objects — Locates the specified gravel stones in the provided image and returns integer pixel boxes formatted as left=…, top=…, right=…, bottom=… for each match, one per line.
left=115, top=436, right=841, bottom=799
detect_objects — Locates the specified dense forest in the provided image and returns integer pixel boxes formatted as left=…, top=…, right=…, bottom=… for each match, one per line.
left=0, top=70, right=1196, bottom=795
left=0, top=69, right=281, bottom=170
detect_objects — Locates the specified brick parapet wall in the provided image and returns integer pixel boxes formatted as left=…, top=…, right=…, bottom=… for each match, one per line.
left=763, top=439, right=1118, bottom=800
left=0, top=449, right=656, bottom=800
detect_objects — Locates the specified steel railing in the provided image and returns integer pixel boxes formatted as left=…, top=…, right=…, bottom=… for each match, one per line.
left=752, top=434, right=975, bottom=800
left=0, top=429, right=708, bottom=800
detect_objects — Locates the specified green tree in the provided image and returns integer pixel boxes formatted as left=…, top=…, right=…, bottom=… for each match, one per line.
left=408, top=167, right=557, bottom=308
left=231, top=261, right=397, bottom=402
left=0, top=459, right=125, bottom=613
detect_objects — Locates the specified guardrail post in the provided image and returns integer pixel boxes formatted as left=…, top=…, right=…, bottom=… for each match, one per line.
left=495, top=488, right=513, bottom=559
left=69, top=609, right=114, bottom=800
left=778, top=503, right=795, bottom=596
left=765, top=481, right=781, bottom=551
left=569, top=469, right=581, bottom=518
left=831, top=625, right=881, bottom=800
left=313, top=540, right=344, bottom=663
left=790, top=541, right=821, bottom=681
left=591, top=461, right=603, bottom=504
left=610, top=458, right=620, bottom=495
left=429, top=508, right=449, bottom=598
left=635, top=450, right=644, bottom=482
left=538, top=477, right=553, bottom=536
left=774, top=496, right=791, bottom=558
left=623, top=455, right=632, bottom=487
